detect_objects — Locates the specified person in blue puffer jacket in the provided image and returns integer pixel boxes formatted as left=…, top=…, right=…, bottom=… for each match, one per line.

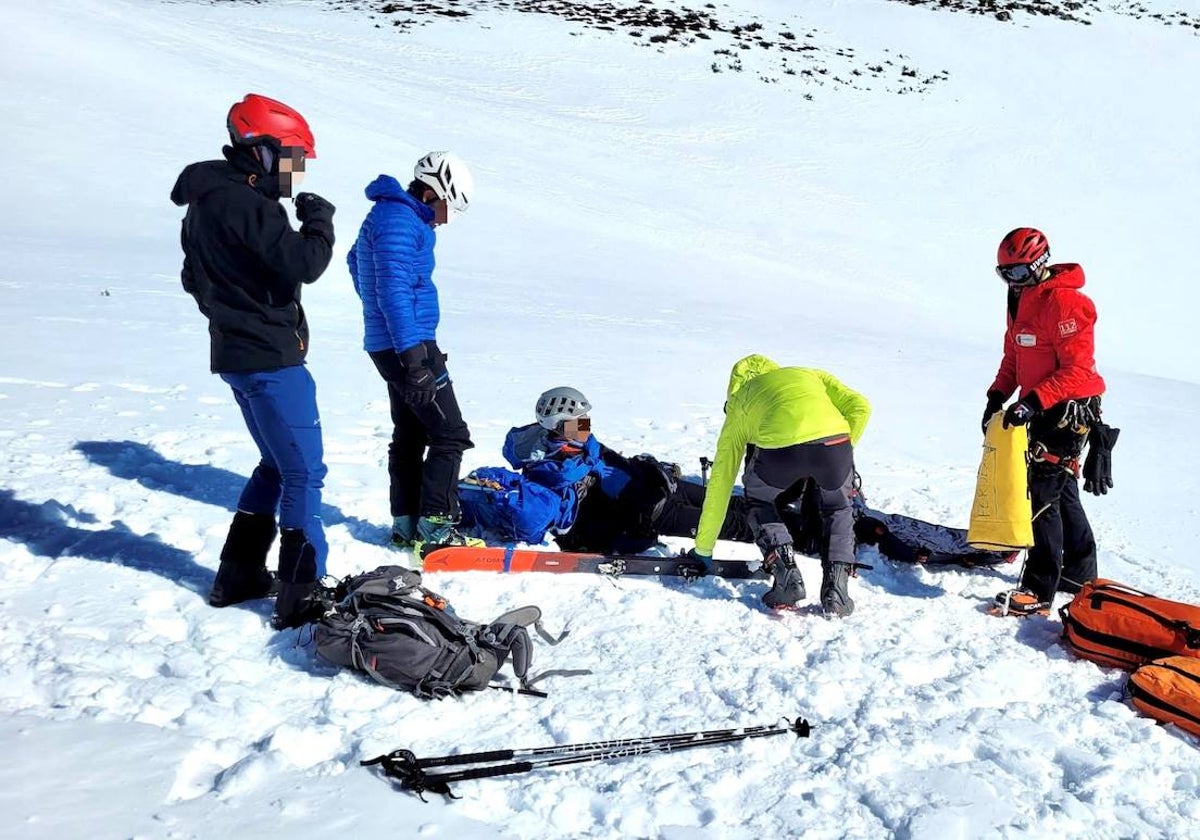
left=347, top=151, right=482, bottom=552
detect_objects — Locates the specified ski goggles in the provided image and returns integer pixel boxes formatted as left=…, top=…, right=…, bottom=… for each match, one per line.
left=996, top=263, right=1037, bottom=284
left=996, top=254, right=1049, bottom=286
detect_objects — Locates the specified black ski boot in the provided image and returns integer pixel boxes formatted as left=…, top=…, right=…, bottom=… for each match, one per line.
left=208, top=511, right=278, bottom=608
left=762, top=544, right=805, bottom=609
left=271, top=528, right=324, bottom=630
left=820, top=561, right=855, bottom=618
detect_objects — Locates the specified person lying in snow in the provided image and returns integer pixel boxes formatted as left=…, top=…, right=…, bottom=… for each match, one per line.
left=456, top=386, right=1016, bottom=574
left=458, top=387, right=757, bottom=555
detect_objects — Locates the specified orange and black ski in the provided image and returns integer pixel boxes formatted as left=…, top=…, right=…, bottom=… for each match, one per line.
left=420, top=545, right=769, bottom=580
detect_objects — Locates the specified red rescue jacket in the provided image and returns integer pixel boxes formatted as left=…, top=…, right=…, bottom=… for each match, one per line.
left=989, top=263, right=1106, bottom=408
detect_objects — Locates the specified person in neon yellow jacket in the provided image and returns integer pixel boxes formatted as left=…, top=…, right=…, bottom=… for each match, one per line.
left=689, top=354, right=870, bottom=616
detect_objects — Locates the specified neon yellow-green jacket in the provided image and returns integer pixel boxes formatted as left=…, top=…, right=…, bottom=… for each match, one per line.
left=694, top=354, right=871, bottom=555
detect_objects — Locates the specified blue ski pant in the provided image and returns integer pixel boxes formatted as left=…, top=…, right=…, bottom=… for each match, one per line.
left=220, top=365, right=328, bottom=577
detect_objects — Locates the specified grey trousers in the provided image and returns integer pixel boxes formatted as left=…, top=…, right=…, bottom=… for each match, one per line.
left=742, top=439, right=856, bottom=567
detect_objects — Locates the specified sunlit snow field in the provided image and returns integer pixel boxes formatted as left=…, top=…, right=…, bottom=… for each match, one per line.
left=1, top=0, right=1199, bottom=837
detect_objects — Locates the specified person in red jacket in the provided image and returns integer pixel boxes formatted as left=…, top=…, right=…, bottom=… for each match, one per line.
left=982, top=227, right=1120, bottom=617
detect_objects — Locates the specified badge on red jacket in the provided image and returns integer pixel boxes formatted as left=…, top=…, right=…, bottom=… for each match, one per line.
left=1058, top=318, right=1078, bottom=337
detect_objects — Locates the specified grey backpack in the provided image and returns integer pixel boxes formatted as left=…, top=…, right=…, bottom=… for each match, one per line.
left=313, top=566, right=547, bottom=699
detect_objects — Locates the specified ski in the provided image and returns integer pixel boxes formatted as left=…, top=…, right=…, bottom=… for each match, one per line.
left=420, top=545, right=769, bottom=580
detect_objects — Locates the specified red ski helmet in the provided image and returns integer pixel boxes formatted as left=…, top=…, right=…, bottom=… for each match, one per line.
left=226, top=94, right=317, bottom=158
left=997, top=227, right=1049, bottom=267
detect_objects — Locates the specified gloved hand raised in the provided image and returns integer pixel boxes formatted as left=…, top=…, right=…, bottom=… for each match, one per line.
left=398, top=344, right=437, bottom=407
left=293, top=192, right=335, bottom=224
left=981, top=391, right=1006, bottom=435
left=1082, top=422, right=1120, bottom=496
left=1003, top=394, right=1041, bottom=429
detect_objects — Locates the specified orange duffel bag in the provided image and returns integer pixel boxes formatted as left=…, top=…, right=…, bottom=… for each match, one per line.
left=1059, top=579, right=1200, bottom=670
left=1128, top=657, right=1200, bottom=738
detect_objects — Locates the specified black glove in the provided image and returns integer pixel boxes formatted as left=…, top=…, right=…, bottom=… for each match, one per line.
left=1082, top=422, right=1120, bottom=496
left=293, top=192, right=335, bottom=224
left=398, top=344, right=437, bottom=407
left=981, top=390, right=1006, bottom=434
left=1003, top=393, right=1041, bottom=429
left=682, top=548, right=711, bottom=578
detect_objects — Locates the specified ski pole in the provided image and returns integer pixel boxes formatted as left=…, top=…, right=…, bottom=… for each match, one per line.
left=391, top=721, right=794, bottom=770
left=363, top=716, right=811, bottom=800
left=700, top=456, right=712, bottom=486
left=369, top=725, right=810, bottom=801
left=408, top=730, right=784, bottom=792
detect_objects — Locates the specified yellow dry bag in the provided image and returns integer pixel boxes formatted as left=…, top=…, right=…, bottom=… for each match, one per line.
left=967, top=412, right=1034, bottom=551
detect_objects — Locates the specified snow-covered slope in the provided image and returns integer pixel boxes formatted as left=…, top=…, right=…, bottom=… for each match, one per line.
left=2, top=0, right=1199, bottom=837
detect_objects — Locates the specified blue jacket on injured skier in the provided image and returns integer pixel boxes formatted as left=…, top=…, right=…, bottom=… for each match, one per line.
left=458, top=387, right=755, bottom=553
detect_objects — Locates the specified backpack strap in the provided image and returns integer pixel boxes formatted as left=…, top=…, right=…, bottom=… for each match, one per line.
left=523, top=667, right=594, bottom=686
left=489, top=605, right=572, bottom=646
left=533, top=619, right=569, bottom=646
left=482, top=618, right=593, bottom=695
left=481, top=622, right=533, bottom=687
left=346, top=618, right=407, bottom=692
left=1086, top=589, right=1200, bottom=648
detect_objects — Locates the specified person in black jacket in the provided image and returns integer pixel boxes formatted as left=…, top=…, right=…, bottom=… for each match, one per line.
left=171, top=94, right=335, bottom=629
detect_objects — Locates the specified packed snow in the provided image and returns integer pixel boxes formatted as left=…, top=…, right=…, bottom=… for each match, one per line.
left=2, top=0, right=1199, bottom=837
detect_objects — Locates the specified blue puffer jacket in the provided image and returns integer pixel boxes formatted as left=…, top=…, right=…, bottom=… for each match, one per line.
left=346, top=175, right=439, bottom=353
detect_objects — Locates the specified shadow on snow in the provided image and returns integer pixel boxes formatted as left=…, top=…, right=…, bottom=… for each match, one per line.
left=74, top=439, right=388, bottom=544
left=0, top=488, right=215, bottom=598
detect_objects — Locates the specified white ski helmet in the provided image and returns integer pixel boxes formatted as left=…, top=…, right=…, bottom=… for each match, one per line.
left=535, top=386, right=591, bottom=430
left=414, top=151, right=473, bottom=218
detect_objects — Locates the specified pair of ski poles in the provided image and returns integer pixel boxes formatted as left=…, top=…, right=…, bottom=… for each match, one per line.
left=363, top=715, right=811, bottom=799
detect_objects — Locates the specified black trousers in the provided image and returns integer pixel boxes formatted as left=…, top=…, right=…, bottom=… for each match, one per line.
left=652, top=480, right=758, bottom=544
left=560, top=466, right=823, bottom=555
left=742, top=440, right=856, bottom=566
left=369, top=345, right=473, bottom=518
left=1021, top=462, right=1097, bottom=602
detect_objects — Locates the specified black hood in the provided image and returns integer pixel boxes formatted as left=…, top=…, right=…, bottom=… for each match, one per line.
left=171, top=144, right=280, bottom=206
left=170, top=160, right=241, bottom=206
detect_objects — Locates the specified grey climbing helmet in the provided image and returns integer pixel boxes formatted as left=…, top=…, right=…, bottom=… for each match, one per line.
left=535, top=386, right=591, bottom=430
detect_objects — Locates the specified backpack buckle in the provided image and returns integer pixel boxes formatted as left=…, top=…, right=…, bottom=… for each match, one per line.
left=421, top=590, right=448, bottom=610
